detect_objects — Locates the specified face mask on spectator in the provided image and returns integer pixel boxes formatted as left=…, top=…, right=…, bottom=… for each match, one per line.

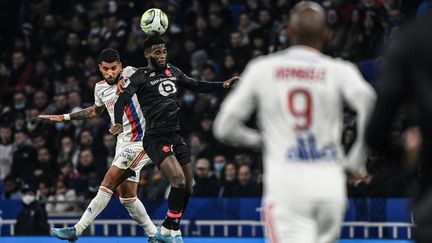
left=183, top=94, right=195, bottom=104
left=14, top=103, right=25, bottom=110
left=55, top=122, right=65, bottom=130
left=214, top=163, right=225, bottom=174
left=22, top=194, right=36, bottom=205
left=278, top=34, right=287, bottom=45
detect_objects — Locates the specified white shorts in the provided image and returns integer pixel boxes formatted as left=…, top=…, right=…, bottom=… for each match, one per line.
left=263, top=198, right=345, bottom=243
left=263, top=164, right=347, bottom=243
left=112, top=140, right=151, bottom=183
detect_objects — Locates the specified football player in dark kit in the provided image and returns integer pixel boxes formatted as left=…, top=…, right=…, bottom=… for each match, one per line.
left=366, top=13, right=432, bottom=243
left=110, top=36, right=238, bottom=243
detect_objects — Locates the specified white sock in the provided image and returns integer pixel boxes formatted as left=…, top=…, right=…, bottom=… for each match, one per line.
left=120, top=197, right=157, bottom=237
left=161, top=226, right=171, bottom=236
left=171, top=229, right=182, bottom=237
left=74, top=186, right=113, bottom=235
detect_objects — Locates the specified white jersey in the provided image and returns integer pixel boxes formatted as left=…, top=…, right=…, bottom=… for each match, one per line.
left=214, top=46, right=376, bottom=200
left=94, top=66, right=145, bottom=142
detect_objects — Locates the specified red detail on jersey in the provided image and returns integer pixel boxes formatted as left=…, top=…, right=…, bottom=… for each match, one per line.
left=162, top=145, right=171, bottom=153
left=165, top=69, right=172, bottom=77
left=98, top=80, right=107, bottom=84
left=288, top=88, right=313, bottom=130
left=124, top=104, right=139, bottom=141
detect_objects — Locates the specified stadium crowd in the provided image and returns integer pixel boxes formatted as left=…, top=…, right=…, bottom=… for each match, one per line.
left=0, top=0, right=428, bottom=213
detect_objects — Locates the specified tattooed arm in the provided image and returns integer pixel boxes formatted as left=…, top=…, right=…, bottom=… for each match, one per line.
left=38, top=104, right=105, bottom=122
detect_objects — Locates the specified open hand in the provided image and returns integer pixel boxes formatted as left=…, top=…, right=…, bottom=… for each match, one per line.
left=38, top=114, right=65, bottom=122
left=223, top=76, right=240, bottom=89
left=109, top=123, right=124, bottom=135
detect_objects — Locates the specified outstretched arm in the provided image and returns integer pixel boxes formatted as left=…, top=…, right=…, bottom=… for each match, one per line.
left=176, top=67, right=239, bottom=92
left=39, top=104, right=105, bottom=122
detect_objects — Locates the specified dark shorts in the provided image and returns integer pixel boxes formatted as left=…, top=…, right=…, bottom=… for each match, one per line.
left=143, top=131, right=192, bottom=167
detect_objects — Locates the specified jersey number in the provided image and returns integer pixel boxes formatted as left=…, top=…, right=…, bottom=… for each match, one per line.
left=287, top=88, right=312, bottom=130
left=158, top=81, right=177, bottom=96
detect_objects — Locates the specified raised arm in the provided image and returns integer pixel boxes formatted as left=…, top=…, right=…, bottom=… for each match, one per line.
left=39, top=104, right=105, bottom=122
left=176, top=66, right=239, bottom=92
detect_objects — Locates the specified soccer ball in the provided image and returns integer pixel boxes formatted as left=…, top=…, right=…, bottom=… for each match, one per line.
left=140, top=8, right=169, bottom=36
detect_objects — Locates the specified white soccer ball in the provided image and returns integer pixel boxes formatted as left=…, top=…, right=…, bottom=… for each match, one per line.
left=140, top=8, right=169, bottom=36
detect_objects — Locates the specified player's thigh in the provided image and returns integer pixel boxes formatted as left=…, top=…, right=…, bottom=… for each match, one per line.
left=126, top=152, right=152, bottom=183
left=117, top=180, right=139, bottom=198
left=159, top=155, right=186, bottom=186
left=172, top=134, right=192, bottom=167
left=143, top=134, right=174, bottom=167
left=316, top=200, right=346, bottom=243
left=263, top=201, right=316, bottom=243
left=101, top=165, right=129, bottom=190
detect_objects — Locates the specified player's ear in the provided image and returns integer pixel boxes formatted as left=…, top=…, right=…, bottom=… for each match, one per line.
left=98, top=63, right=103, bottom=73
left=118, top=62, right=123, bottom=70
left=323, top=27, right=331, bottom=43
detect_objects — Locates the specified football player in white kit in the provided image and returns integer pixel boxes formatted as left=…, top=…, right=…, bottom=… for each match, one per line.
left=39, top=49, right=158, bottom=242
left=213, top=2, right=376, bottom=243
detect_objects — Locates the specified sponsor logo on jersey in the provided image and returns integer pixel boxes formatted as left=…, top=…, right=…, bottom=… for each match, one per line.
left=151, top=76, right=176, bottom=85
left=162, top=145, right=171, bottom=153
left=286, top=134, right=338, bottom=162
left=165, top=68, right=172, bottom=77
left=87, top=207, right=93, bottom=213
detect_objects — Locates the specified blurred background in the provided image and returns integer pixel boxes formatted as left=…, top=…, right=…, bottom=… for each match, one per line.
left=0, top=0, right=429, bottom=241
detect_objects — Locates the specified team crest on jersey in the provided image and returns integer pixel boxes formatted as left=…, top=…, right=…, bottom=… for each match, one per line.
left=162, top=145, right=171, bottom=153
left=165, top=69, right=172, bottom=77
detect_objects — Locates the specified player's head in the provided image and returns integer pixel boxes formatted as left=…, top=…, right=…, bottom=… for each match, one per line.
left=286, top=1, right=329, bottom=49
left=98, top=48, right=122, bottom=85
left=143, top=36, right=167, bottom=69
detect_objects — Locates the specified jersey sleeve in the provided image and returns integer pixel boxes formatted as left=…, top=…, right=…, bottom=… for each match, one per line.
left=338, top=62, right=377, bottom=176
left=114, top=69, right=144, bottom=124
left=174, top=66, right=225, bottom=92
left=121, top=66, right=137, bottom=79
left=94, top=84, right=104, bottom=107
left=213, top=59, right=262, bottom=148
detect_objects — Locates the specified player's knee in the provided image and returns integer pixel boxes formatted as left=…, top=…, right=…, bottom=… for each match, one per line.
left=100, top=177, right=116, bottom=191
left=170, top=174, right=186, bottom=189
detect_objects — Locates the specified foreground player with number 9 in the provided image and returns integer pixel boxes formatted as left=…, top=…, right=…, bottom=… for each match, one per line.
left=110, top=36, right=239, bottom=243
left=214, top=2, right=376, bottom=243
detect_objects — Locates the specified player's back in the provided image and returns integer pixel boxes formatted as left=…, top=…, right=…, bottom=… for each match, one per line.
left=248, top=46, right=374, bottom=200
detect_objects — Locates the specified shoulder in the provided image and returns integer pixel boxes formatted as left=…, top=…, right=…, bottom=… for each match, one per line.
left=94, top=81, right=106, bottom=93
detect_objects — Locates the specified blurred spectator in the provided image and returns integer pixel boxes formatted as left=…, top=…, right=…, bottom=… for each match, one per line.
left=227, top=30, right=251, bottom=68
left=139, top=166, right=169, bottom=199
left=2, top=175, right=21, bottom=199
left=193, top=158, right=219, bottom=197
left=15, top=184, right=49, bottom=235
left=0, top=125, right=13, bottom=180
left=10, top=130, right=37, bottom=182
left=235, top=165, right=261, bottom=197
left=101, top=133, right=116, bottom=168
left=213, top=154, right=227, bottom=179
left=8, top=51, right=33, bottom=95
left=46, top=180, right=77, bottom=213
left=32, top=90, right=49, bottom=112
left=57, top=136, right=79, bottom=166
left=77, top=148, right=104, bottom=192
left=34, top=147, right=58, bottom=183
left=81, top=172, right=100, bottom=202
left=189, top=132, right=213, bottom=163
left=218, top=163, right=238, bottom=197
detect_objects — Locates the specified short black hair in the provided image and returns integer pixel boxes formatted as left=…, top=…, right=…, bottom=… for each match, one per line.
left=99, top=48, right=120, bottom=64
left=143, top=36, right=165, bottom=51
